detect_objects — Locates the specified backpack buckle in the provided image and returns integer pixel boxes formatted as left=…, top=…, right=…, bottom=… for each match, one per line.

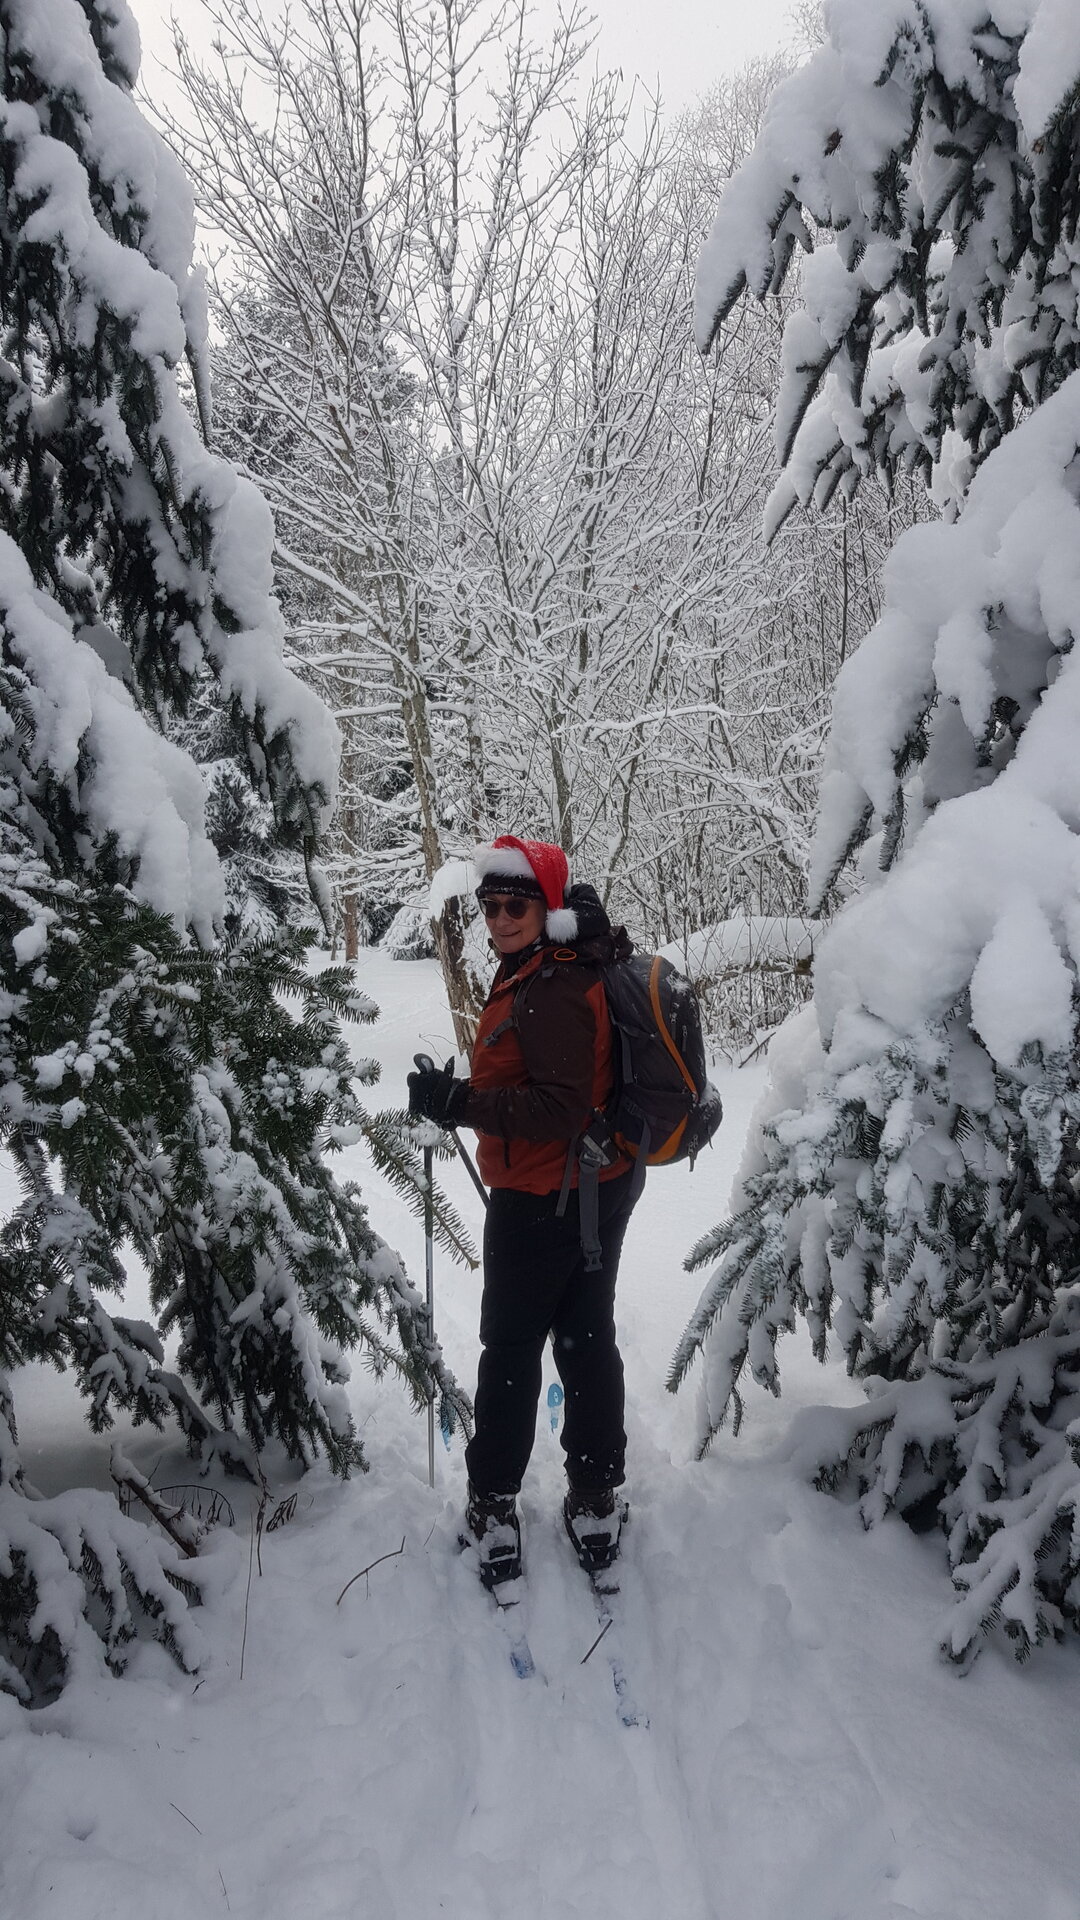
left=580, top=1112, right=618, bottom=1170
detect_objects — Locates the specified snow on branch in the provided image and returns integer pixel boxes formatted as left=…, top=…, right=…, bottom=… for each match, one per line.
left=4, top=0, right=340, bottom=867
left=0, top=535, right=224, bottom=937
left=695, top=0, right=1080, bottom=517
left=677, top=0, right=1080, bottom=1666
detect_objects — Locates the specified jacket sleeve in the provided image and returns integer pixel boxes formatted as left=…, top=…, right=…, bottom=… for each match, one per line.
left=461, top=967, right=597, bottom=1142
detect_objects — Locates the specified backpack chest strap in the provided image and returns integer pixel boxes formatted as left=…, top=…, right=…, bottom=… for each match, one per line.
left=482, top=1013, right=516, bottom=1047
left=481, top=954, right=550, bottom=1047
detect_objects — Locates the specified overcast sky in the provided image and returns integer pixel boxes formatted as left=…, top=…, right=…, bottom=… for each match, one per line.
left=127, top=0, right=800, bottom=117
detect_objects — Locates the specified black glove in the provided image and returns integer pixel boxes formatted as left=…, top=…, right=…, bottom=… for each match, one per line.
left=407, top=1060, right=469, bottom=1129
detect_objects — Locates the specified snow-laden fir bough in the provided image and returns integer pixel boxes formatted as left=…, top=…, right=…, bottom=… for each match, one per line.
left=0, top=0, right=467, bottom=1704
left=671, top=0, right=1080, bottom=1666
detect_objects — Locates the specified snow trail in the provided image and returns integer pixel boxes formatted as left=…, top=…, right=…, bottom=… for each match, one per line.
left=5, top=951, right=1080, bottom=1920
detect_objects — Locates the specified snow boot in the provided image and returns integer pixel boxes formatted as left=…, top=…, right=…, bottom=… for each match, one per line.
left=563, top=1487, right=628, bottom=1575
left=460, top=1483, right=522, bottom=1591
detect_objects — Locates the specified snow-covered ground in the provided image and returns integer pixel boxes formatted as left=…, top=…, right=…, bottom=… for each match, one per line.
left=4, top=952, right=1080, bottom=1920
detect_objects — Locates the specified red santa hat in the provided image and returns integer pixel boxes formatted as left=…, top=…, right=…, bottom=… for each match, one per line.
left=473, top=835, right=578, bottom=940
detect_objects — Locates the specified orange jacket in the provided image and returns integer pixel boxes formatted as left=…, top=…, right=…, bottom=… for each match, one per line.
left=461, top=944, right=630, bottom=1194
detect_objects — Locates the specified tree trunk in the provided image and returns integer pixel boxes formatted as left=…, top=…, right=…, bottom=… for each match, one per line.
left=431, top=897, right=484, bottom=1055
left=343, top=892, right=359, bottom=962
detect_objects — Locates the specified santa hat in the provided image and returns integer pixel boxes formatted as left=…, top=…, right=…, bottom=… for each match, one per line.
left=473, top=835, right=578, bottom=940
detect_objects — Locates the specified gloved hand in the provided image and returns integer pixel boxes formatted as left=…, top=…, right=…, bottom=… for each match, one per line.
left=407, top=1059, right=469, bottom=1129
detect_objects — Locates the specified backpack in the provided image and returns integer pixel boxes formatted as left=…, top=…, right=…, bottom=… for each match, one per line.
left=599, top=952, right=723, bottom=1174
left=514, top=944, right=723, bottom=1267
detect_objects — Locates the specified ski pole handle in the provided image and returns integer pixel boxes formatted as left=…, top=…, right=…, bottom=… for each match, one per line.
left=411, top=1054, right=488, bottom=1208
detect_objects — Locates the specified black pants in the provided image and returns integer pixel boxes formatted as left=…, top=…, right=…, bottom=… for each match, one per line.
left=465, top=1172, right=636, bottom=1497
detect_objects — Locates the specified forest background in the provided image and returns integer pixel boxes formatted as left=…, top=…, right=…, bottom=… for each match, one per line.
left=138, top=0, right=927, bottom=1055
left=15, top=0, right=1080, bottom=1722
left=3, top=0, right=933, bottom=1709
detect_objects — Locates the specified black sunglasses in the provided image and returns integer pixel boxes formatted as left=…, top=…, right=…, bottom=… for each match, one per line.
left=480, top=895, right=535, bottom=922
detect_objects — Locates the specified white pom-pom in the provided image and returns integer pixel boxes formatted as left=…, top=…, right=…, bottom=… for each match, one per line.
left=546, top=907, right=578, bottom=940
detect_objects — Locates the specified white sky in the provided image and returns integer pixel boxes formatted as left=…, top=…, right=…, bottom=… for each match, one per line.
left=127, top=0, right=800, bottom=117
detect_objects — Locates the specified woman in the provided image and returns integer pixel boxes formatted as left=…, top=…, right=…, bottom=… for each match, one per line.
left=408, top=836, right=638, bottom=1590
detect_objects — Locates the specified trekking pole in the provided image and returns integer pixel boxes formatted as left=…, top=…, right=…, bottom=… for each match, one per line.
left=412, top=1056, right=438, bottom=1486
left=412, top=1054, right=488, bottom=1209
left=423, top=1134, right=435, bottom=1490
left=412, top=1051, right=488, bottom=1488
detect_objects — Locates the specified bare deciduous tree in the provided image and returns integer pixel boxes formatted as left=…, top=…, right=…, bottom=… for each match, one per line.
left=169, top=10, right=930, bottom=1050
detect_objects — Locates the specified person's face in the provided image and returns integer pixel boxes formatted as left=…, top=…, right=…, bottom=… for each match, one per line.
left=481, top=892, right=547, bottom=956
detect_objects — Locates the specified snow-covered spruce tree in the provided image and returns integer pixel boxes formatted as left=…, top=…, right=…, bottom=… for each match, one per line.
left=671, top=0, right=1080, bottom=1664
left=0, top=0, right=467, bottom=1703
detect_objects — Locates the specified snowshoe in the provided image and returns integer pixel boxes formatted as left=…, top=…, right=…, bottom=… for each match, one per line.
left=563, top=1487, right=628, bottom=1575
left=460, top=1483, right=522, bottom=1592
